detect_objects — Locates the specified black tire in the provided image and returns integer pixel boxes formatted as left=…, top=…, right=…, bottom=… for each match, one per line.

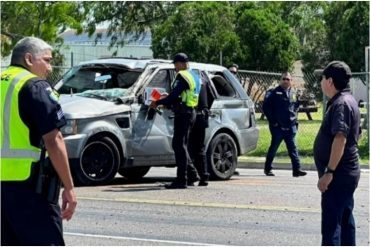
left=118, top=167, right=151, bottom=181
left=207, top=133, right=237, bottom=180
left=74, top=136, right=120, bottom=186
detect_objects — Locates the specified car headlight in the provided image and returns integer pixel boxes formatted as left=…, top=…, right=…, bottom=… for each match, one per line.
left=61, top=120, right=77, bottom=135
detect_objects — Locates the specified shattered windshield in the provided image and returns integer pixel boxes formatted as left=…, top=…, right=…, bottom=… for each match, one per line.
left=75, top=88, right=129, bottom=101
left=57, top=64, right=142, bottom=94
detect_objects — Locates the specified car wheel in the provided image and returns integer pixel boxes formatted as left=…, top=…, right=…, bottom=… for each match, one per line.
left=118, top=167, right=151, bottom=181
left=207, top=133, right=237, bottom=180
left=74, top=136, right=120, bottom=186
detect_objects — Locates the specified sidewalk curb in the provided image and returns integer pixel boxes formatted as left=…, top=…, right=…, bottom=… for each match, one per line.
left=237, top=161, right=317, bottom=171
left=237, top=159, right=369, bottom=171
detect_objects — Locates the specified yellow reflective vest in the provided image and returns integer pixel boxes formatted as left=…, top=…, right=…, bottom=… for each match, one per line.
left=172, top=70, right=200, bottom=108
left=1, top=66, right=41, bottom=181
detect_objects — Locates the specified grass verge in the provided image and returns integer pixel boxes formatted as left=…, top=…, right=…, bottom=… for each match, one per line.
left=245, top=107, right=369, bottom=166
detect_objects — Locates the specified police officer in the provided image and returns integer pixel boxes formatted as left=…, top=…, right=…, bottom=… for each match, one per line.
left=228, top=63, right=239, bottom=75
left=150, top=53, right=200, bottom=189
left=1, top=37, right=77, bottom=245
left=314, top=61, right=361, bottom=245
left=188, top=73, right=215, bottom=186
left=262, top=72, right=307, bottom=177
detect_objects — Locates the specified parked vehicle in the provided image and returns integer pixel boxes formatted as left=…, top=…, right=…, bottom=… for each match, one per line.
left=55, top=58, right=259, bottom=186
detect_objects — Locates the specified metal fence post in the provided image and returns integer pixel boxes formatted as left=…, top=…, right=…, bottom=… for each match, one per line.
left=71, top=52, right=74, bottom=67
left=366, top=46, right=369, bottom=148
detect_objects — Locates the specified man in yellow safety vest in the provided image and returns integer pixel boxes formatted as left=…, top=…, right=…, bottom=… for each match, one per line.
left=1, top=37, right=77, bottom=245
left=150, top=53, right=201, bottom=189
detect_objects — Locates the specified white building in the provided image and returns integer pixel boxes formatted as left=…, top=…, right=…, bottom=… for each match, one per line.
left=1, top=29, right=153, bottom=68
left=59, top=29, right=153, bottom=67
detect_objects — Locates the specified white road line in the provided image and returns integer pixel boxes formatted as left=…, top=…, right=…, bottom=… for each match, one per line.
left=64, top=232, right=228, bottom=246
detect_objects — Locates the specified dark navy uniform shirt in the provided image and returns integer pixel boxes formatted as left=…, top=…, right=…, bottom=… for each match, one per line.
left=314, top=89, right=361, bottom=186
left=18, top=76, right=66, bottom=148
left=262, top=86, right=300, bottom=129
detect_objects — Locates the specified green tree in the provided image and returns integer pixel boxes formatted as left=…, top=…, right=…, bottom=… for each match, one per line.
left=151, top=2, right=241, bottom=66
left=233, top=3, right=299, bottom=100
left=324, top=1, right=369, bottom=71
left=1, top=1, right=84, bottom=58
left=235, top=4, right=300, bottom=71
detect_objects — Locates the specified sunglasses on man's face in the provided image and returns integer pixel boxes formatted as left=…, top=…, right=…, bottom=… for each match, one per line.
left=282, top=77, right=291, bottom=81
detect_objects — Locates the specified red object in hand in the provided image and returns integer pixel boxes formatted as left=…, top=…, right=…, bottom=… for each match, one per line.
left=151, top=89, right=161, bottom=101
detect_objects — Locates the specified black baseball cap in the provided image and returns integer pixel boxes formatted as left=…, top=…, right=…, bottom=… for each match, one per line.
left=323, top=61, right=352, bottom=89
left=172, top=53, right=189, bottom=63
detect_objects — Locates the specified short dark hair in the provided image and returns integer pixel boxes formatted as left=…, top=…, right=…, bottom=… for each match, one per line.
left=323, top=61, right=352, bottom=90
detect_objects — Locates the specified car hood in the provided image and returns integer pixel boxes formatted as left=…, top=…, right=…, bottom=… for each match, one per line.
left=59, top=95, right=131, bottom=119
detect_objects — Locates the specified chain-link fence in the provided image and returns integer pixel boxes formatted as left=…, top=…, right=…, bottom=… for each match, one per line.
left=235, top=69, right=369, bottom=162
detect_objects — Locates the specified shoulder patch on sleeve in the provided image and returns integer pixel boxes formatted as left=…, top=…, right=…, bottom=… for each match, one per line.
left=45, top=87, right=60, bottom=103
left=265, top=90, right=272, bottom=98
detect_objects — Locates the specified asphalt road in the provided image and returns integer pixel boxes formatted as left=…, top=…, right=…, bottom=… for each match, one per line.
left=64, top=168, right=369, bottom=246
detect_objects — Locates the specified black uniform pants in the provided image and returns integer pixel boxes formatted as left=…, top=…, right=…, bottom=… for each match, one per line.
left=1, top=181, right=65, bottom=246
left=265, top=124, right=300, bottom=172
left=188, top=113, right=209, bottom=181
left=172, top=108, right=197, bottom=184
left=321, top=184, right=357, bottom=246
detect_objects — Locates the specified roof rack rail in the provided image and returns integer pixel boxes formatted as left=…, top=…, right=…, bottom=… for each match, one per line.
left=98, top=56, right=153, bottom=60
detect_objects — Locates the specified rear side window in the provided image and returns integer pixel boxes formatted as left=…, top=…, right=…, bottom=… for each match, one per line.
left=211, top=72, right=236, bottom=97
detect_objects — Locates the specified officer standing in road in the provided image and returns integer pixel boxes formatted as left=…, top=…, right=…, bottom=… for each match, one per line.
left=150, top=53, right=200, bottom=189
left=314, top=61, right=361, bottom=245
left=262, top=72, right=307, bottom=177
left=1, top=37, right=77, bottom=245
left=188, top=72, right=215, bottom=186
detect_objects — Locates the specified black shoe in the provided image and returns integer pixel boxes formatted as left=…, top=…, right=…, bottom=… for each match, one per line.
left=233, top=170, right=240, bottom=176
left=293, top=170, right=307, bottom=177
left=264, top=170, right=275, bottom=176
left=165, top=182, right=187, bottom=189
left=198, top=180, right=209, bottom=186
left=187, top=176, right=200, bottom=186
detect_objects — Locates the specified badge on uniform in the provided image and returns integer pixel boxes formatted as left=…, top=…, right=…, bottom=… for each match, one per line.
left=291, top=93, right=297, bottom=102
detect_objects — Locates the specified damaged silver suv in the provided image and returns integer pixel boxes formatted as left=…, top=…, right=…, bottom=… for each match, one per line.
left=55, top=58, right=259, bottom=186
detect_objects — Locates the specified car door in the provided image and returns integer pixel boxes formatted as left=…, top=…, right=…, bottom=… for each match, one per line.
left=129, top=66, right=176, bottom=166
left=209, top=70, right=251, bottom=130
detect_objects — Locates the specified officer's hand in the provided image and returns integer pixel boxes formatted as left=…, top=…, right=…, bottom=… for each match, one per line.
left=61, top=188, right=77, bottom=221
left=160, top=92, right=169, bottom=99
left=317, top=173, right=333, bottom=193
left=149, top=101, right=157, bottom=109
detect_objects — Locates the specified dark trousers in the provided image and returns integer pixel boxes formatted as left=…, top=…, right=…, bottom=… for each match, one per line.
left=321, top=184, right=357, bottom=246
left=264, top=125, right=300, bottom=171
left=188, top=114, right=210, bottom=181
left=172, top=109, right=196, bottom=184
left=1, top=181, right=65, bottom=246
